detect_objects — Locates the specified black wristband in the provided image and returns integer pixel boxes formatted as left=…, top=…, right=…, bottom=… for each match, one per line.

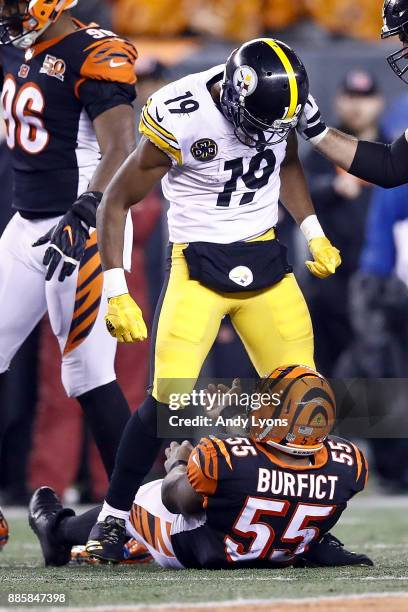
left=168, top=459, right=188, bottom=472
left=73, top=191, right=103, bottom=228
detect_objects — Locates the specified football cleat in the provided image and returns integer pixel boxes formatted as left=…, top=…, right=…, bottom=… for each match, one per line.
left=86, top=516, right=127, bottom=563
left=0, top=507, right=9, bottom=550
left=71, top=539, right=152, bottom=565
left=295, top=533, right=374, bottom=567
left=28, top=487, right=75, bottom=567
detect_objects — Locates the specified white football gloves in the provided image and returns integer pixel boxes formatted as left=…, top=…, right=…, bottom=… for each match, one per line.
left=297, top=94, right=329, bottom=145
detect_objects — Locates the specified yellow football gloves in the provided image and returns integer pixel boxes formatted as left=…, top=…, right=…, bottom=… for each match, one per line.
left=105, top=294, right=148, bottom=343
left=306, top=237, right=342, bottom=279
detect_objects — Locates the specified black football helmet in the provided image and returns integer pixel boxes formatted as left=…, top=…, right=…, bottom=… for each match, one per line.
left=221, top=38, right=309, bottom=148
left=382, top=0, right=408, bottom=83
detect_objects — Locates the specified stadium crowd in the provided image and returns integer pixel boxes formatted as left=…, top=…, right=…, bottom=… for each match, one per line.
left=1, top=0, right=408, bottom=506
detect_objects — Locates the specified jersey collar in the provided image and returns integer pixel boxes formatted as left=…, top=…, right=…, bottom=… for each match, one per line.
left=254, top=442, right=329, bottom=471
left=24, top=18, right=87, bottom=60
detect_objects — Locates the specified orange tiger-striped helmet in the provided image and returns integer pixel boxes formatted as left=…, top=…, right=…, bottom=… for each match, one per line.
left=0, top=1, right=78, bottom=48
left=248, top=365, right=336, bottom=456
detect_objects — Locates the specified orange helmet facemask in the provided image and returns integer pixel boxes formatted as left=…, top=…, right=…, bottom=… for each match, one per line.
left=248, top=365, right=336, bottom=456
left=0, top=0, right=78, bottom=49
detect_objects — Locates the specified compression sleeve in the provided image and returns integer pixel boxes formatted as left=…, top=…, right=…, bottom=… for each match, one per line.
left=349, top=133, right=408, bottom=188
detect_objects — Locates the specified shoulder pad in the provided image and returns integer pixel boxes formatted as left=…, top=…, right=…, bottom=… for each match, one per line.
left=139, top=91, right=182, bottom=165
left=326, top=436, right=369, bottom=493
left=80, top=34, right=137, bottom=85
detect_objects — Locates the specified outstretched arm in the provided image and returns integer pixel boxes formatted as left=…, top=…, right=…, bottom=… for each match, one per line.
left=280, top=131, right=341, bottom=279
left=298, top=95, right=408, bottom=188
left=96, top=138, right=171, bottom=343
left=97, top=137, right=171, bottom=271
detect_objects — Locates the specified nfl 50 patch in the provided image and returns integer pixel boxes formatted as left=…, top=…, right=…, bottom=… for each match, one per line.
left=40, top=55, right=66, bottom=82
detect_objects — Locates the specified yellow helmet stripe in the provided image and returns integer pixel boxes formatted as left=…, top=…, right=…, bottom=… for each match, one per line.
left=262, top=38, right=298, bottom=120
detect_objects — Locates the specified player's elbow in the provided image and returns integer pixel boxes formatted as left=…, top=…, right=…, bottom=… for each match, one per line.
left=374, top=174, right=407, bottom=189
left=101, top=139, right=136, bottom=162
left=350, top=136, right=408, bottom=189
left=161, top=480, right=180, bottom=515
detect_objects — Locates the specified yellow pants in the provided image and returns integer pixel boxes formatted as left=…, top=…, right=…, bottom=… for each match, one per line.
left=152, top=237, right=314, bottom=402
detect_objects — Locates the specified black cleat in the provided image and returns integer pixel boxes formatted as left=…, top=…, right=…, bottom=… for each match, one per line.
left=0, top=507, right=9, bottom=550
left=295, top=533, right=374, bottom=567
left=28, top=487, right=75, bottom=567
left=86, top=516, right=127, bottom=563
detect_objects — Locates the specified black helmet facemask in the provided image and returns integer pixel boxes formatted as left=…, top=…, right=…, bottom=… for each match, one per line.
left=382, top=0, right=408, bottom=83
left=0, top=1, right=29, bottom=46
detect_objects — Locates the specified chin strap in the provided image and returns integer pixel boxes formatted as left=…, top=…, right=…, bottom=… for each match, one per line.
left=15, top=0, right=78, bottom=49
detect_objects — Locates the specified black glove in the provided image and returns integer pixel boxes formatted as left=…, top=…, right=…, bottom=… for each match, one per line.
left=33, top=191, right=103, bottom=282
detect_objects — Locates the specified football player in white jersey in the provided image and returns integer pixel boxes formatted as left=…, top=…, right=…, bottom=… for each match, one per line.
left=85, top=38, right=341, bottom=562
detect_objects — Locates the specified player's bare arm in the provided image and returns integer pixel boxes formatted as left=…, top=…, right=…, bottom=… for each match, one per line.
left=280, top=130, right=317, bottom=225
left=161, top=441, right=204, bottom=515
left=97, top=137, right=171, bottom=270
left=280, top=131, right=341, bottom=279
left=33, top=107, right=137, bottom=282
left=96, top=138, right=171, bottom=343
left=89, top=105, right=137, bottom=193
left=298, top=94, right=408, bottom=189
left=296, top=1, right=408, bottom=190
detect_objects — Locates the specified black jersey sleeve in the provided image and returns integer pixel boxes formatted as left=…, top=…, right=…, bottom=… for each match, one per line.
left=77, top=79, right=136, bottom=121
left=349, top=134, right=408, bottom=188
left=74, top=31, right=138, bottom=121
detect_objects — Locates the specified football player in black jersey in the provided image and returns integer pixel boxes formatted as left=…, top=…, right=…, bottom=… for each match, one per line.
left=28, top=365, right=373, bottom=569
left=0, top=0, right=141, bottom=539
left=297, top=0, right=408, bottom=189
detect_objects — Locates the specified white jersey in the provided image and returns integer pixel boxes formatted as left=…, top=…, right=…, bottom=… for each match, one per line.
left=139, top=66, right=288, bottom=244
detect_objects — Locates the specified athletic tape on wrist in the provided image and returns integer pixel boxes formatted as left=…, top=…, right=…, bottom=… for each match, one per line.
left=104, top=268, right=129, bottom=299
left=300, top=215, right=325, bottom=242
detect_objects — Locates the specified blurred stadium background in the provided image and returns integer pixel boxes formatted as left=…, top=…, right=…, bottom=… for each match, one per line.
left=2, top=0, right=408, bottom=508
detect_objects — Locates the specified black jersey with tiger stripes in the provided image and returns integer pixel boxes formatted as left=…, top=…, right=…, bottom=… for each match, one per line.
left=172, top=435, right=368, bottom=569
left=0, top=21, right=137, bottom=218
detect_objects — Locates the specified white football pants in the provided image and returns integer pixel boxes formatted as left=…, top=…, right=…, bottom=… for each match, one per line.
left=127, top=478, right=206, bottom=569
left=0, top=212, right=131, bottom=397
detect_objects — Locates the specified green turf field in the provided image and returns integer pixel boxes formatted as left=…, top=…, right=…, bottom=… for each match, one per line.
left=0, top=496, right=408, bottom=609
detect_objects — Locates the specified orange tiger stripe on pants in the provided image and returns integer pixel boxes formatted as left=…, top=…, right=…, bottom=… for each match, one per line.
left=63, top=232, right=103, bottom=356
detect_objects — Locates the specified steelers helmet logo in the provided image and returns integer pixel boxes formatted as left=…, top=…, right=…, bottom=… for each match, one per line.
left=233, top=65, right=258, bottom=97
left=190, top=138, right=218, bottom=162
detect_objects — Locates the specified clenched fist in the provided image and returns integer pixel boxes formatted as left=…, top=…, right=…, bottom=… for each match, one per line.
left=306, top=237, right=341, bottom=279
left=105, top=294, right=148, bottom=343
